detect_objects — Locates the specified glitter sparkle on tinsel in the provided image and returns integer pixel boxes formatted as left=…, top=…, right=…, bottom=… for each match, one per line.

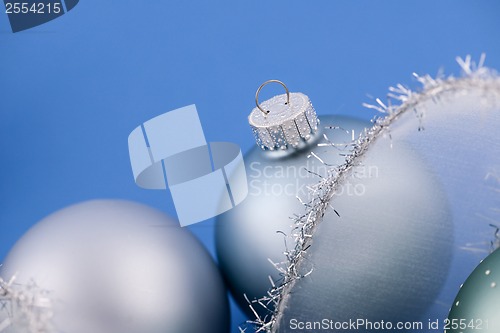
left=0, top=273, right=54, bottom=333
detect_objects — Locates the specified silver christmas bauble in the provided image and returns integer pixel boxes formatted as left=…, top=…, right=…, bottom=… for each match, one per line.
left=274, top=135, right=453, bottom=332
left=0, top=200, right=229, bottom=333
left=273, top=68, right=500, bottom=332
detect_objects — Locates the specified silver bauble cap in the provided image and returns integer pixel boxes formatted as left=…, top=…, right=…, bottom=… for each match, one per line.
left=249, top=80, right=319, bottom=150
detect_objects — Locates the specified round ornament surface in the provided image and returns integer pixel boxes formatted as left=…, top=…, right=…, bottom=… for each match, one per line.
left=448, top=248, right=500, bottom=333
left=0, top=200, right=229, bottom=333
left=272, top=64, right=500, bottom=332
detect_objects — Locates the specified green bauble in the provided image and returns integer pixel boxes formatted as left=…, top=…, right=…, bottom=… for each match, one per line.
left=448, top=248, right=500, bottom=333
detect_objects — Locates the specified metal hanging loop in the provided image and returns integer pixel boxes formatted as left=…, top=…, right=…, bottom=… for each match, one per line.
left=255, top=80, right=290, bottom=115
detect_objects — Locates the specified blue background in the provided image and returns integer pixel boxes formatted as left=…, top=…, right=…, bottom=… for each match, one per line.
left=1, top=1, right=499, bottom=332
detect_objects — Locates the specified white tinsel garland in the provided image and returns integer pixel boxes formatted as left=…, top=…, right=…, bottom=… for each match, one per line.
left=0, top=273, right=54, bottom=333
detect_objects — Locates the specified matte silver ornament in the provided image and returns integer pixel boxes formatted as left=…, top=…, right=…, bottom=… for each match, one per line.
left=269, top=57, right=500, bottom=333
left=0, top=200, right=229, bottom=333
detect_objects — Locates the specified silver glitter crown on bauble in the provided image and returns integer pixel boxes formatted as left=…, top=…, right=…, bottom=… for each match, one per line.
left=249, top=80, right=319, bottom=150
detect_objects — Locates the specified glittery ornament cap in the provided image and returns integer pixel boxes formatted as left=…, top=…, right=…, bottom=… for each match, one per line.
left=249, top=92, right=319, bottom=150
